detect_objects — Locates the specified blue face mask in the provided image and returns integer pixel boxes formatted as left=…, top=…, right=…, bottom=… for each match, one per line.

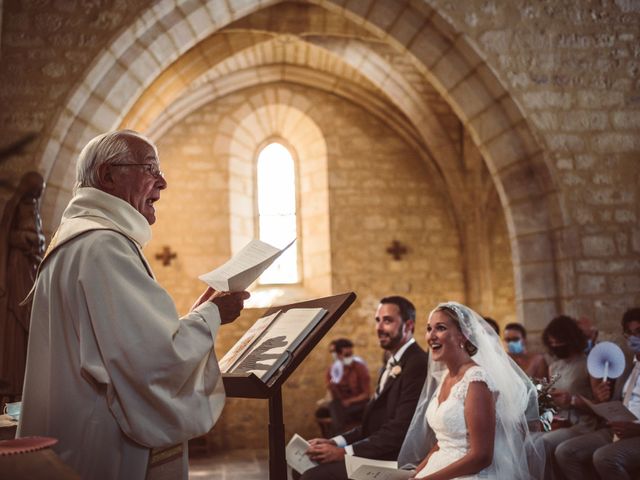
left=584, top=339, right=594, bottom=354
left=507, top=339, right=524, bottom=355
left=627, top=335, right=640, bottom=353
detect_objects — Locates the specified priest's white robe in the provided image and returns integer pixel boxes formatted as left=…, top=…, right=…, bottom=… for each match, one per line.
left=18, top=188, right=225, bottom=480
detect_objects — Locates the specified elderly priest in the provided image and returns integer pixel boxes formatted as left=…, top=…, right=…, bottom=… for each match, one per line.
left=17, top=130, right=249, bottom=480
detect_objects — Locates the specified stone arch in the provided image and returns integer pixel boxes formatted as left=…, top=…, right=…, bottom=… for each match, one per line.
left=36, top=0, right=563, bottom=325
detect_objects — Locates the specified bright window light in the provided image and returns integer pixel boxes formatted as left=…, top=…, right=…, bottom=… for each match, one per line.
left=257, top=142, right=299, bottom=284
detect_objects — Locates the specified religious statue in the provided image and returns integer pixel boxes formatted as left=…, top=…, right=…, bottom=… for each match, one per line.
left=0, top=171, right=45, bottom=396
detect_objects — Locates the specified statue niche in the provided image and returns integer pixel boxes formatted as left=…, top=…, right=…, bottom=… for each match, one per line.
left=0, top=171, right=45, bottom=396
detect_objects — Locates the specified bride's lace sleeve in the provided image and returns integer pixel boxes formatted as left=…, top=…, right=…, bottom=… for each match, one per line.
left=454, top=366, right=497, bottom=400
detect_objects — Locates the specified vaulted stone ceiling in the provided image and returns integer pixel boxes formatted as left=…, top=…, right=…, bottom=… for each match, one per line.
left=121, top=1, right=490, bottom=241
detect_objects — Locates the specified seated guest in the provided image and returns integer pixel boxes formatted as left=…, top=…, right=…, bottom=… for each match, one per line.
left=533, top=315, right=598, bottom=479
left=325, top=338, right=370, bottom=435
left=577, top=316, right=599, bottom=354
left=315, top=340, right=338, bottom=426
left=503, top=322, right=547, bottom=379
left=556, top=308, right=640, bottom=480
left=298, top=296, right=428, bottom=480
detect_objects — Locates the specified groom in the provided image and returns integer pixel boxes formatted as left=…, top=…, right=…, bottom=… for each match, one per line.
left=300, top=296, right=429, bottom=480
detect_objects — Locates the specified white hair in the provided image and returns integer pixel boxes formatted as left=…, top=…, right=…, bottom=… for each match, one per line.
left=74, top=129, right=156, bottom=193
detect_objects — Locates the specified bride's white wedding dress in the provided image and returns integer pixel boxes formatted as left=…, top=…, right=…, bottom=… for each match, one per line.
left=415, top=365, right=496, bottom=479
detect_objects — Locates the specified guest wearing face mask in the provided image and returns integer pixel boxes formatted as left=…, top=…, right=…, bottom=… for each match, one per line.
left=315, top=340, right=339, bottom=434
left=577, top=316, right=599, bottom=354
left=325, top=338, right=371, bottom=435
left=503, top=323, right=548, bottom=379
left=555, top=307, right=640, bottom=480
left=532, top=315, right=598, bottom=480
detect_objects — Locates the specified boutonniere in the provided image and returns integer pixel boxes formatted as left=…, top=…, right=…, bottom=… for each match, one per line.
left=390, top=365, right=402, bottom=378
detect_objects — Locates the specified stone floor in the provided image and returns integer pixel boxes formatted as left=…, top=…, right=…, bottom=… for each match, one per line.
left=188, top=449, right=270, bottom=480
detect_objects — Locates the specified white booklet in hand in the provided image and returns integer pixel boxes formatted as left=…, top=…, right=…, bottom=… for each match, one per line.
left=286, top=434, right=317, bottom=474
left=221, top=307, right=328, bottom=381
left=199, top=238, right=296, bottom=291
left=580, top=395, right=639, bottom=422
left=345, top=456, right=414, bottom=480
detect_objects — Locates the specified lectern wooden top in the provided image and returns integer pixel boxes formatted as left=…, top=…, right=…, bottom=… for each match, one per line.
left=222, top=291, right=356, bottom=398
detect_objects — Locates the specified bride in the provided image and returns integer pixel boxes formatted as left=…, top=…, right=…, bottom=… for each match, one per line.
left=398, top=302, right=543, bottom=479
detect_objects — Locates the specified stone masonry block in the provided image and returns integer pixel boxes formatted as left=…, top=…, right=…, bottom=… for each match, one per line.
left=467, top=101, right=511, bottom=145
left=432, top=49, right=472, bottom=91
left=388, top=4, right=426, bottom=47
left=582, top=235, right=616, bottom=257
left=449, top=74, right=495, bottom=120
left=506, top=198, right=552, bottom=237
left=500, top=160, right=546, bottom=203
left=512, top=232, right=554, bottom=264
left=366, top=0, right=405, bottom=34
left=611, top=275, right=640, bottom=295
left=119, top=42, right=162, bottom=88
left=344, top=0, right=374, bottom=23
left=577, top=274, right=607, bottom=295
left=409, top=23, right=451, bottom=70
left=592, top=132, right=640, bottom=153
left=515, top=262, right=558, bottom=301
left=185, top=6, right=216, bottom=38
left=519, top=299, right=558, bottom=331
left=632, top=228, right=640, bottom=253
left=482, top=128, right=529, bottom=172
left=612, top=111, right=640, bottom=129
left=521, top=91, right=572, bottom=110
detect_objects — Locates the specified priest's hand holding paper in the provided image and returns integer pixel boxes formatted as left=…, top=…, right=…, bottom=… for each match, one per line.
left=191, top=286, right=250, bottom=324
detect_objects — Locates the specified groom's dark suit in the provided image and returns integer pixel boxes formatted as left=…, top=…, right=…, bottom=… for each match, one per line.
left=301, top=341, right=428, bottom=479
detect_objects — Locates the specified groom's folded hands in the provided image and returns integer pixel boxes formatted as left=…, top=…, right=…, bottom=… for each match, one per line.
left=306, top=438, right=346, bottom=463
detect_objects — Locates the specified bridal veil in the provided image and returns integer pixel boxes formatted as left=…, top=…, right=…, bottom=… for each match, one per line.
left=398, top=301, right=545, bottom=479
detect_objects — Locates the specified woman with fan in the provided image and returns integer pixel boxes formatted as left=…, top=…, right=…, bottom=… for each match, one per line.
left=555, top=307, right=640, bottom=479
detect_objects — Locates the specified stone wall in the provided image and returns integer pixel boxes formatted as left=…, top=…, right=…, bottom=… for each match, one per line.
left=425, top=0, right=640, bottom=334
left=144, top=82, right=486, bottom=447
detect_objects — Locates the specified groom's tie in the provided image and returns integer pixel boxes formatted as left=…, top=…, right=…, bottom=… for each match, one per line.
left=375, top=357, right=397, bottom=398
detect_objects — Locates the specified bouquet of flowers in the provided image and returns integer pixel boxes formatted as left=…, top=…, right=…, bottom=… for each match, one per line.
left=532, top=374, right=560, bottom=432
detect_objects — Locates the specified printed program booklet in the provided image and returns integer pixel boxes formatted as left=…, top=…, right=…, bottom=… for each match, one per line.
left=345, top=456, right=414, bottom=480
left=285, top=434, right=317, bottom=474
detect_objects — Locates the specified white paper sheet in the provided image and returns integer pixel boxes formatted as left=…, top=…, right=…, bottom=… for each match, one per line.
left=345, top=456, right=399, bottom=478
left=349, top=465, right=413, bottom=480
left=346, top=456, right=414, bottom=480
left=198, top=238, right=295, bottom=291
left=286, top=434, right=317, bottom=474
left=581, top=396, right=639, bottom=422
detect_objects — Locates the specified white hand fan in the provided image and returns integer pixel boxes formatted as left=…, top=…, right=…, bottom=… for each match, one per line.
left=587, top=341, right=625, bottom=381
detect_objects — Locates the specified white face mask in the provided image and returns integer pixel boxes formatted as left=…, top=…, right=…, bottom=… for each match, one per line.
left=342, top=356, right=354, bottom=366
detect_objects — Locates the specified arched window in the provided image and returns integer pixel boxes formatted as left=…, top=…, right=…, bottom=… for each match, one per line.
left=256, top=142, right=299, bottom=284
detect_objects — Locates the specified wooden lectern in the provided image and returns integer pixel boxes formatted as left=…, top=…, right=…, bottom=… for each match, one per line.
left=222, top=292, right=357, bottom=480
